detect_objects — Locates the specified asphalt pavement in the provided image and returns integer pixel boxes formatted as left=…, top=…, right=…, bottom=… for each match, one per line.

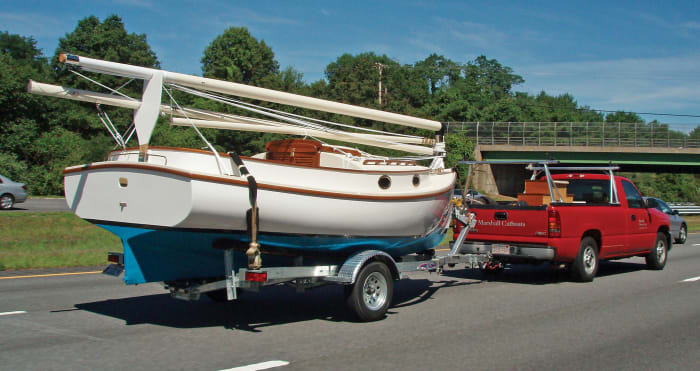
left=1, top=234, right=699, bottom=370
left=2, top=198, right=70, bottom=212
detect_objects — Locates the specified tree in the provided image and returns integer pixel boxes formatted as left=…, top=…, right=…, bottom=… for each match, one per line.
left=49, top=15, right=160, bottom=146
left=201, top=27, right=279, bottom=85
left=1, top=31, right=46, bottom=65
left=414, top=54, right=462, bottom=96
left=605, top=111, right=643, bottom=123
left=0, top=33, right=53, bottom=185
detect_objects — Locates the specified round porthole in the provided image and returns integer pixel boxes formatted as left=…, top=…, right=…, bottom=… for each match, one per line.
left=378, top=175, right=391, bottom=190
left=412, top=174, right=420, bottom=187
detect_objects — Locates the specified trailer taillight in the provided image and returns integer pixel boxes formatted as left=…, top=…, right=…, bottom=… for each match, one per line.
left=548, top=209, right=561, bottom=237
left=245, top=271, right=268, bottom=282
left=107, top=252, right=124, bottom=265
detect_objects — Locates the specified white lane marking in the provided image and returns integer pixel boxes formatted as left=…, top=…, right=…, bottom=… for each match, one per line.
left=681, top=276, right=700, bottom=282
left=693, top=244, right=700, bottom=246
left=221, top=361, right=289, bottom=371
left=0, top=311, right=27, bottom=316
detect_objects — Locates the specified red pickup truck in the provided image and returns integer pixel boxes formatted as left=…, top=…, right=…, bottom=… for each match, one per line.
left=455, top=165, right=672, bottom=282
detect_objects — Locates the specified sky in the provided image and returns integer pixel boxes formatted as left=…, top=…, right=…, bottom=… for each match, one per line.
left=3, top=0, right=700, bottom=131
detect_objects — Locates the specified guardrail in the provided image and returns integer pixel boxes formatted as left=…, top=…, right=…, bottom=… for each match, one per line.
left=669, top=203, right=700, bottom=215
left=445, top=122, right=700, bottom=149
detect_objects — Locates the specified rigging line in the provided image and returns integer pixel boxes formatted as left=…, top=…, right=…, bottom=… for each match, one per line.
left=225, top=95, right=422, bottom=139
left=69, top=70, right=137, bottom=101
left=112, top=78, right=136, bottom=94
left=96, top=107, right=124, bottom=148
left=96, top=105, right=125, bottom=146
left=162, top=86, right=225, bottom=175
left=169, top=84, right=413, bottom=146
left=167, top=83, right=422, bottom=139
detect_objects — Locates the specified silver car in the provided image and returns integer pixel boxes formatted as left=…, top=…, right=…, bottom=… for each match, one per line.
left=645, top=197, right=687, bottom=244
left=0, top=174, right=28, bottom=210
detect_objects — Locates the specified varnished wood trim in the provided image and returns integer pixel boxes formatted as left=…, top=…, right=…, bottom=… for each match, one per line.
left=65, top=162, right=456, bottom=201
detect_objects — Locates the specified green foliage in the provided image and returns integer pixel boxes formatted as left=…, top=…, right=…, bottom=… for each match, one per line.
left=624, top=172, right=700, bottom=204
left=445, top=133, right=475, bottom=187
left=201, top=27, right=279, bottom=84
left=27, top=128, right=88, bottom=195
left=0, top=152, right=29, bottom=183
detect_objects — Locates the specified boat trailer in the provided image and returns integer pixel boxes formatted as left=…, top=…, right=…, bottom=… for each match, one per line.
left=104, top=205, right=492, bottom=322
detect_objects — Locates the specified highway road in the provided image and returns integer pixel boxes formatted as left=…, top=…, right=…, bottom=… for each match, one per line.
left=1, top=234, right=699, bottom=370
left=3, top=198, right=70, bottom=212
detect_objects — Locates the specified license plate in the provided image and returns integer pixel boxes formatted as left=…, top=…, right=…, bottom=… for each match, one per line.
left=492, top=244, right=510, bottom=255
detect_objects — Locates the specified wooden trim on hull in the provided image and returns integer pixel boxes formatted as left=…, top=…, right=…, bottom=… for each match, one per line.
left=65, top=162, right=456, bottom=201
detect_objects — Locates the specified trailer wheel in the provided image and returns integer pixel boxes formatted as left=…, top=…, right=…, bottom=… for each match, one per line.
left=645, top=232, right=668, bottom=270
left=570, top=236, right=598, bottom=282
left=346, top=261, right=393, bottom=322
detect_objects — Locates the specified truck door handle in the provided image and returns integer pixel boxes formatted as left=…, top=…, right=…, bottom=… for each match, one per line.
left=495, top=212, right=508, bottom=220
left=631, top=214, right=636, bottom=221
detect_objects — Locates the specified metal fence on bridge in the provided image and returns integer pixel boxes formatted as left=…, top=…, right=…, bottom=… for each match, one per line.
left=445, top=122, right=700, bottom=148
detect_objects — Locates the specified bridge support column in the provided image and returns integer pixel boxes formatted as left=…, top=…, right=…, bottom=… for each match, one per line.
left=471, top=146, right=529, bottom=197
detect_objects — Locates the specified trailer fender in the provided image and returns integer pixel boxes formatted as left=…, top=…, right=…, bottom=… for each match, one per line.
left=332, top=250, right=400, bottom=284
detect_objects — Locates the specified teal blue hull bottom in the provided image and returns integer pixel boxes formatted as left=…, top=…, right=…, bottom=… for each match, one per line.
left=96, top=223, right=446, bottom=285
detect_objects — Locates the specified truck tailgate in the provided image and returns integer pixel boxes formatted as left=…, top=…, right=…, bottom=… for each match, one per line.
left=468, top=205, right=549, bottom=242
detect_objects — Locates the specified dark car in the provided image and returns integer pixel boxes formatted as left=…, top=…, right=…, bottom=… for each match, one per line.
left=0, top=174, right=28, bottom=210
left=645, top=197, right=687, bottom=244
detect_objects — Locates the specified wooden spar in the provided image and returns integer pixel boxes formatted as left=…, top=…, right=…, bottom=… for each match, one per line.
left=170, top=118, right=435, bottom=155
left=28, top=80, right=435, bottom=153
left=58, top=53, right=443, bottom=132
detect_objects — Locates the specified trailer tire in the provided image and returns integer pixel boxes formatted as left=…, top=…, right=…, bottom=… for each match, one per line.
left=645, top=232, right=668, bottom=270
left=570, top=236, right=598, bottom=282
left=346, top=261, right=393, bottom=322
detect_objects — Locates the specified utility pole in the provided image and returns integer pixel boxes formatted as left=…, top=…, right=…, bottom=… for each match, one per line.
left=375, top=62, right=386, bottom=105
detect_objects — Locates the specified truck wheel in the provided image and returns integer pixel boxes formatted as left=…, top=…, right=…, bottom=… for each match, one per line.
left=346, top=261, right=393, bottom=322
left=646, top=232, right=668, bottom=270
left=570, top=237, right=598, bottom=282
left=675, top=224, right=687, bottom=244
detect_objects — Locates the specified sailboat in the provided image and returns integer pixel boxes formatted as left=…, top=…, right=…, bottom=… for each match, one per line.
left=28, top=54, right=456, bottom=285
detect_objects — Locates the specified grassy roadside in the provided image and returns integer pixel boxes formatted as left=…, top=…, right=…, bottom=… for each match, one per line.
left=0, top=212, right=121, bottom=271
left=685, top=215, right=700, bottom=233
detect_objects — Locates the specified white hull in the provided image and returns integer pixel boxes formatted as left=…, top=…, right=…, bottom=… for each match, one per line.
left=65, top=147, right=455, bottom=239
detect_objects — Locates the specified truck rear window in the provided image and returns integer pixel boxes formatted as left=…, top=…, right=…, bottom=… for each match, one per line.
left=566, top=179, right=611, bottom=204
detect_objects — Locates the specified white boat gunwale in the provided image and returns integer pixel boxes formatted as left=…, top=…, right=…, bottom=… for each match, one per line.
left=64, top=161, right=456, bottom=201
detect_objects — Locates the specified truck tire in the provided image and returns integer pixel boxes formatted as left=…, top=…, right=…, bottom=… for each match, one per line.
left=570, top=237, right=599, bottom=282
left=646, top=232, right=668, bottom=270
left=345, top=261, right=393, bottom=322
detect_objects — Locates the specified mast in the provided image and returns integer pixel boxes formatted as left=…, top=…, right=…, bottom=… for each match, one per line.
left=58, top=54, right=442, bottom=131
left=28, top=80, right=435, bottom=155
